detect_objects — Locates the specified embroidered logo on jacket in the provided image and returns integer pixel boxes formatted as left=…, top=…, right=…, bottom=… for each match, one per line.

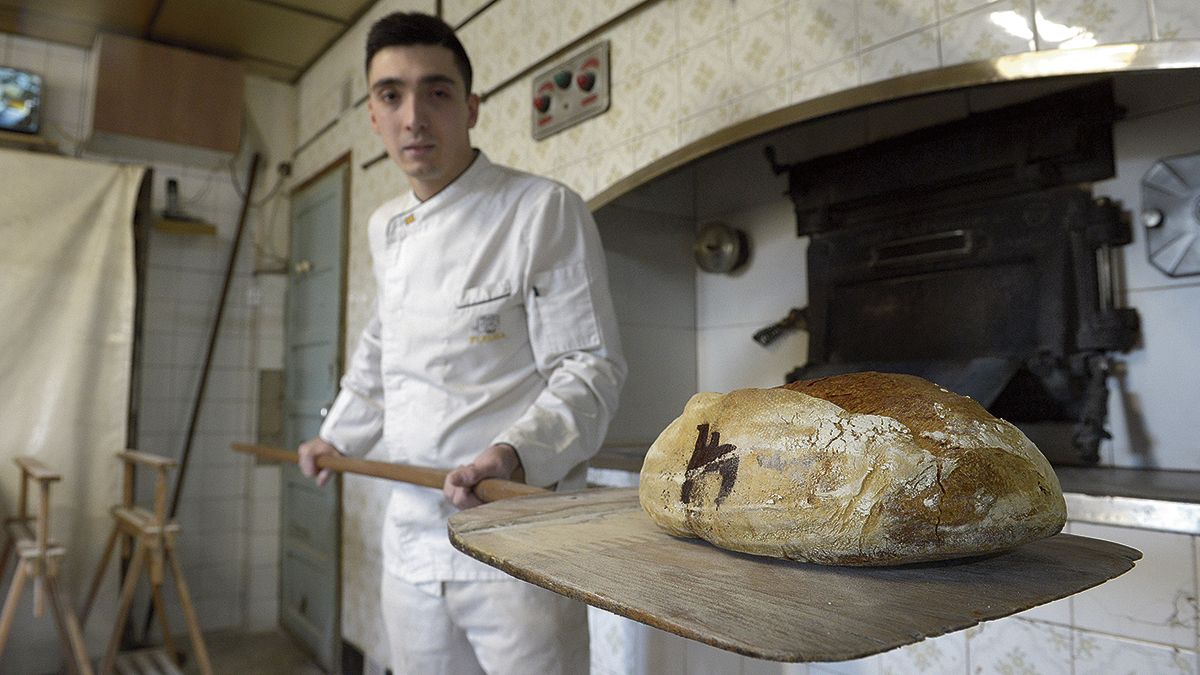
left=469, top=313, right=506, bottom=344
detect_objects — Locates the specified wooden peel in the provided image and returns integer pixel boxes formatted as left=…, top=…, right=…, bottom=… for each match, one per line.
left=233, top=442, right=1141, bottom=663
left=231, top=443, right=546, bottom=502
left=448, top=488, right=1142, bottom=663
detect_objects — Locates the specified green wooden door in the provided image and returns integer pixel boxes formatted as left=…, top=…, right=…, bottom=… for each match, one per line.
left=281, top=161, right=347, bottom=670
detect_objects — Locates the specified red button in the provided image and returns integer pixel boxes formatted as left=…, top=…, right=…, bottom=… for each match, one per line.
left=533, top=95, right=551, bottom=113
left=576, top=72, right=596, bottom=92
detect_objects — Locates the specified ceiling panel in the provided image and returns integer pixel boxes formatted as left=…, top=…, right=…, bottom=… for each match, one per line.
left=151, top=0, right=344, bottom=77
left=266, top=0, right=368, bottom=22
left=0, top=0, right=377, bottom=82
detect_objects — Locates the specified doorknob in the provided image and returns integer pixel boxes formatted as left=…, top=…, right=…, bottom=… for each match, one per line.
left=294, top=259, right=313, bottom=274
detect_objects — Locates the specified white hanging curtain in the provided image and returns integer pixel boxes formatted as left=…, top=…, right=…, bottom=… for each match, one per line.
left=0, top=148, right=144, bottom=666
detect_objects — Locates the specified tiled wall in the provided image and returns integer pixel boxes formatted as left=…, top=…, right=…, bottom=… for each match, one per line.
left=0, top=31, right=292, bottom=656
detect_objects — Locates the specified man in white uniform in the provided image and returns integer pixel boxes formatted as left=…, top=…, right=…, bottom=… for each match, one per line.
left=297, top=11, right=625, bottom=675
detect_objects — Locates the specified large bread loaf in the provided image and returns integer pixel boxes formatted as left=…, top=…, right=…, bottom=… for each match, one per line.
left=639, top=372, right=1066, bottom=565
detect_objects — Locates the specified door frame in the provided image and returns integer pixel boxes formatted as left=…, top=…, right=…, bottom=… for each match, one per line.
left=282, top=152, right=351, bottom=669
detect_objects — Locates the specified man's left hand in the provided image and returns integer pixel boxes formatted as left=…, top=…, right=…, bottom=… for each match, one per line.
left=443, top=443, right=523, bottom=509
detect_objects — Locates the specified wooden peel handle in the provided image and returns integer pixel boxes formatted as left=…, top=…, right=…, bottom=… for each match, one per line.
left=231, top=443, right=546, bottom=503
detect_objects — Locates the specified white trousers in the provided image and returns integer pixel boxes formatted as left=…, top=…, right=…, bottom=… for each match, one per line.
left=381, top=572, right=590, bottom=675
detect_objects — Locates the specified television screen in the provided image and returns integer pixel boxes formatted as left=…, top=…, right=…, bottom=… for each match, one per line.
left=0, top=66, right=42, bottom=134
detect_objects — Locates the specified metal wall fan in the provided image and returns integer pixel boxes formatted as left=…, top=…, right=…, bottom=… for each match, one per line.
left=1141, top=151, right=1200, bottom=277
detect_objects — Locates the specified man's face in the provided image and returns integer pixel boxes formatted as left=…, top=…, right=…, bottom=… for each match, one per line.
left=367, top=44, right=479, bottom=200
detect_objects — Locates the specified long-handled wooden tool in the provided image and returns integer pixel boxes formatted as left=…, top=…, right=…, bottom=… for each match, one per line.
left=232, top=443, right=545, bottom=502
left=234, top=442, right=1141, bottom=663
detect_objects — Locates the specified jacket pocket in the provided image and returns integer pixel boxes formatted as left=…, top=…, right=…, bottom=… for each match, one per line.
left=528, top=262, right=601, bottom=355
left=456, top=280, right=512, bottom=308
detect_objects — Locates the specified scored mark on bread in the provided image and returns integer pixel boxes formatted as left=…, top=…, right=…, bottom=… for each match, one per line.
left=681, top=423, right=739, bottom=506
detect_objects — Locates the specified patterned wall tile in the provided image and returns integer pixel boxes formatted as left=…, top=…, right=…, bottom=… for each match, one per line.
left=678, top=0, right=737, bottom=50
left=1154, top=0, right=1200, bottom=39
left=633, top=56, right=682, bottom=138
left=1071, top=522, right=1198, bottom=649
left=630, top=124, right=681, bottom=172
left=734, top=0, right=788, bottom=24
left=594, top=139, right=635, bottom=194
left=679, top=101, right=734, bottom=148
left=858, top=0, right=939, bottom=48
left=809, top=654, right=882, bottom=674
left=554, top=154, right=598, bottom=198
left=878, top=630, right=966, bottom=674
left=940, top=0, right=1005, bottom=18
left=1035, top=0, right=1152, bottom=49
left=1074, top=631, right=1198, bottom=674
left=523, top=0, right=562, bottom=70
left=940, top=0, right=1036, bottom=65
left=967, top=617, right=1072, bottom=674
left=789, top=0, right=859, bottom=74
left=789, top=56, right=861, bottom=104
left=730, top=7, right=792, bottom=100
left=620, top=0, right=680, bottom=75
left=859, top=27, right=940, bottom=85
left=678, top=38, right=738, bottom=117
left=443, top=0, right=491, bottom=26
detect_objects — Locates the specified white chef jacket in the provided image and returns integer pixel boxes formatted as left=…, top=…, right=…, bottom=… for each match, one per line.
left=319, top=151, right=625, bottom=583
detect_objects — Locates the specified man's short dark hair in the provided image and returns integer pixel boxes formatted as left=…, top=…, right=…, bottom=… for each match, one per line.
left=366, top=12, right=474, bottom=94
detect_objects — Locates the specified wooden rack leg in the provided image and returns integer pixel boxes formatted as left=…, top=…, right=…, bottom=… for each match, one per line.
left=167, top=548, right=211, bottom=675
left=100, top=537, right=146, bottom=675
left=0, top=560, right=30, bottom=657
left=150, top=574, right=180, bottom=666
left=0, top=535, right=13, bottom=581
left=80, top=525, right=120, bottom=627
left=45, top=573, right=94, bottom=675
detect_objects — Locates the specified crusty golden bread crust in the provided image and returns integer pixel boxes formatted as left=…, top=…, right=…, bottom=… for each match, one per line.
left=639, top=372, right=1066, bottom=565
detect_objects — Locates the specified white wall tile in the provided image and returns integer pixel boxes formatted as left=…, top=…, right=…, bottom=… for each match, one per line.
left=729, top=7, right=791, bottom=100
left=860, top=28, right=940, bottom=85
left=857, top=0, right=939, bottom=48
left=879, top=630, right=966, bottom=674
left=940, top=0, right=1036, bottom=66
left=678, top=0, right=737, bottom=50
left=1155, top=0, right=1200, bottom=39
left=1094, top=102, right=1200, bottom=294
left=1071, top=523, right=1197, bottom=649
left=808, top=653, right=881, bottom=674
left=695, top=199, right=806, bottom=330
left=1035, top=0, right=1153, bottom=48
left=697, top=323, right=808, bottom=391
left=1105, top=283, right=1200, bottom=470
left=967, top=617, right=1072, bottom=674
left=790, top=56, right=862, bottom=104
left=678, top=38, right=737, bottom=119
left=1073, top=631, right=1198, bottom=675
left=685, top=639, right=745, bottom=675
left=789, top=0, right=859, bottom=74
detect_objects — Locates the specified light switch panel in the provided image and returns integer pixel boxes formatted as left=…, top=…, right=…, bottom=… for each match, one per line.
left=531, top=41, right=610, bottom=141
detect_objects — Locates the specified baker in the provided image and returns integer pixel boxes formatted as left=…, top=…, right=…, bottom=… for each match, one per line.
left=297, top=11, right=625, bottom=675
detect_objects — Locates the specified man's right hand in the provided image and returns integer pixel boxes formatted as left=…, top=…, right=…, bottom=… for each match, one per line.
left=298, top=437, right=341, bottom=487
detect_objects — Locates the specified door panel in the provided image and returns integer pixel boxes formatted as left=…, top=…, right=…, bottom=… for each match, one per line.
left=282, top=161, right=347, bottom=671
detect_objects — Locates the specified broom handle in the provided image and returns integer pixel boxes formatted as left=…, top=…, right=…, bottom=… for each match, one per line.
left=232, top=443, right=546, bottom=502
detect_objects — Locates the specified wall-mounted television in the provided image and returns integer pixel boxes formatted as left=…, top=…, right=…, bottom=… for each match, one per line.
left=0, top=66, right=43, bottom=135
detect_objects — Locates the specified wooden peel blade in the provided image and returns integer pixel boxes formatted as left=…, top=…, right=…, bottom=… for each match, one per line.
left=447, top=488, right=1143, bottom=663
left=234, top=442, right=1141, bottom=663
left=231, top=443, right=546, bottom=502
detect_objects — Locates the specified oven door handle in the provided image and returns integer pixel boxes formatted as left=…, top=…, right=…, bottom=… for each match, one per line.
left=870, top=229, right=974, bottom=268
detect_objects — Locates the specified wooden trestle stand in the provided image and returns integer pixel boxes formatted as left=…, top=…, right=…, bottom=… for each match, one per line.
left=0, top=456, right=93, bottom=674
left=79, top=451, right=212, bottom=675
